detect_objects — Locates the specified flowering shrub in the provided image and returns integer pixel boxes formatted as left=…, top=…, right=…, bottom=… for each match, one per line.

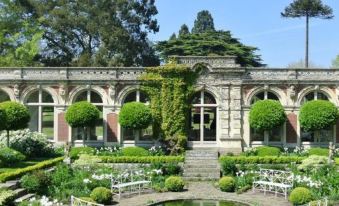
left=148, top=146, right=164, bottom=156
left=297, top=155, right=327, bottom=171
left=19, top=196, right=62, bottom=206
left=0, top=129, right=56, bottom=158
left=94, top=146, right=122, bottom=156
left=21, top=170, right=51, bottom=194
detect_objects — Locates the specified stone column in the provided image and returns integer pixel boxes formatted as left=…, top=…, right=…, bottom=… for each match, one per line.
left=230, top=84, right=242, bottom=139
left=56, top=107, right=69, bottom=143
left=218, top=85, right=230, bottom=140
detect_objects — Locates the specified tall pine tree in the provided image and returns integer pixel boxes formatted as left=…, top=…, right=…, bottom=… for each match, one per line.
left=191, top=10, right=215, bottom=33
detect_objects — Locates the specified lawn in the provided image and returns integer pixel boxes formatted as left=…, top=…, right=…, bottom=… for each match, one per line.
left=0, top=157, right=53, bottom=174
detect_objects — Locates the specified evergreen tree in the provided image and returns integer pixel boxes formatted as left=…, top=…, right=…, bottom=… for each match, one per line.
left=281, top=0, right=333, bottom=68
left=169, top=33, right=177, bottom=40
left=192, top=10, right=215, bottom=33
left=331, top=55, right=339, bottom=68
left=178, top=24, right=190, bottom=38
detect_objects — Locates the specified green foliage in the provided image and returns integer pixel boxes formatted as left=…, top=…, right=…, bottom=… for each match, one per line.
left=289, top=187, right=314, bottom=205
left=0, top=157, right=63, bottom=183
left=121, top=146, right=149, bottom=156
left=119, top=102, right=153, bottom=130
left=0, top=101, right=30, bottom=146
left=20, top=170, right=51, bottom=195
left=156, top=31, right=263, bottom=67
left=281, top=0, right=333, bottom=19
left=0, top=189, right=16, bottom=206
left=256, top=146, right=282, bottom=157
left=65, top=101, right=100, bottom=128
left=165, top=176, right=185, bottom=192
left=308, top=148, right=329, bottom=156
left=219, top=156, right=304, bottom=164
left=141, top=63, right=200, bottom=154
left=100, top=156, right=184, bottom=164
left=178, top=24, right=190, bottom=38
left=249, top=100, right=286, bottom=131
left=192, top=10, right=215, bottom=33
left=332, top=55, right=339, bottom=68
left=69, top=147, right=95, bottom=159
left=0, top=147, right=26, bottom=166
left=79, top=197, right=96, bottom=203
left=221, top=158, right=237, bottom=176
left=219, top=176, right=236, bottom=192
left=90, top=187, right=112, bottom=205
left=299, top=100, right=338, bottom=131
left=0, top=108, right=7, bottom=131
left=297, top=155, right=327, bottom=171
left=73, top=154, right=102, bottom=167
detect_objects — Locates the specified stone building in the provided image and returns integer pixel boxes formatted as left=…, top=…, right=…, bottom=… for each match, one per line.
left=0, top=56, right=338, bottom=151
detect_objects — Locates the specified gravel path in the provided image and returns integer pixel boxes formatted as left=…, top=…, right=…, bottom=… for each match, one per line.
left=116, top=182, right=291, bottom=206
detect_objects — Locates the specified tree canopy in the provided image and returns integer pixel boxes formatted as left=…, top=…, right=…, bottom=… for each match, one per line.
left=192, top=10, right=215, bottom=33
left=0, top=0, right=160, bottom=67
left=178, top=24, right=190, bottom=38
left=331, top=55, right=339, bottom=68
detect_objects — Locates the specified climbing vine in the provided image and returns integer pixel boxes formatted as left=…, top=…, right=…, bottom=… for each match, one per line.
left=140, top=62, right=201, bottom=154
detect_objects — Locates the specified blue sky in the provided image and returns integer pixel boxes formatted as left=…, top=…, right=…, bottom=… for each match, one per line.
left=149, top=0, right=339, bottom=68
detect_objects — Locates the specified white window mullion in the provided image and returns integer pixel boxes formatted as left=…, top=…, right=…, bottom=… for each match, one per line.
left=314, top=91, right=318, bottom=100
left=38, top=106, right=42, bottom=133
left=264, top=91, right=268, bottom=99
left=87, top=90, right=91, bottom=102
left=136, top=91, right=140, bottom=102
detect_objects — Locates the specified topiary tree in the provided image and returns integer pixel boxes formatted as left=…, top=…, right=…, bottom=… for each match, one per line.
left=65, top=101, right=100, bottom=145
left=249, top=100, right=286, bottom=132
left=0, top=101, right=30, bottom=147
left=219, top=176, right=236, bottom=192
left=299, top=100, right=338, bottom=132
left=289, top=187, right=314, bottom=205
left=119, top=102, right=152, bottom=139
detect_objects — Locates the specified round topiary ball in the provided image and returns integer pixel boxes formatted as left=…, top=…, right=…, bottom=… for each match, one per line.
left=289, top=187, right=314, bottom=205
left=299, top=100, right=338, bottom=131
left=0, top=101, right=30, bottom=131
left=249, top=100, right=286, bottom=131
left=119, top=102, right=152, bottom=130
left=90, top=187, right=112, bottom=205
left=165, top=176, right=185, bottom=192
left=65, top=101, right=100, bottom=128
left=0, top=107, right=7, bottom=131
left=219, top=176, right=236, bottom=192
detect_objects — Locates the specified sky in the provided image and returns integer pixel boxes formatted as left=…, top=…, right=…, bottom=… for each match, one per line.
left=148, top=0, right=339, bottom=68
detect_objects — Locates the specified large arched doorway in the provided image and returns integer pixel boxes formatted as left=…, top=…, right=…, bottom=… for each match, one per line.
left=189, top=90, right=217, bottom=143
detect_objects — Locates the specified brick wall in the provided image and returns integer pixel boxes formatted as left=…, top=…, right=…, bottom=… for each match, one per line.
left=286, top=113, right=298, bottom=143
left=107, top=113, right=118, bottom=142
left=57, top=112, right=69, bottom=142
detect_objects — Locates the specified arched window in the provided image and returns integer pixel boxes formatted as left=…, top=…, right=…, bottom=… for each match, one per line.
left=0, top=90, right=10, bottom=102
left=250, top=91, right=279, bottom=105
left=26, top=90, right=54, bottom=140
left=189, top=91, right=217, bottom=142
left=72, top=90, right=104, bottom=141
left=121, top=90, right=151, bottom=141
left=250, top=91, right=282, bottom=144
left=300, top=91, right=333, bottom=143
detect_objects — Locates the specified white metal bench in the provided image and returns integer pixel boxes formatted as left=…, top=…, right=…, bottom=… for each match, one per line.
left=70, top=196, right=104, bottom=206
left=252, top=169, right=293, bottom=199
left=111, top=170, right=151, bottom=201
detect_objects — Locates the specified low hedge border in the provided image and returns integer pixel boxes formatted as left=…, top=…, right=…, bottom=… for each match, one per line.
left=220, top=156, right=305, bottom=164
left=99, top=156, right=184, bottom=163
left=0, top=157, right=64, bottom=183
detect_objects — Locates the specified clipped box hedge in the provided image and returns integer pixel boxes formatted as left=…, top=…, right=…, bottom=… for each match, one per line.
left=99, top=156, right=184, bottom=163
left=0, top=157, right=64, bottom=183
left=219, top=156, right=305, bottom=164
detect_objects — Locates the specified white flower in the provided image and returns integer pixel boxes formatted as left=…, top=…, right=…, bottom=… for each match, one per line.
left=83, top=178, right=91, bottom=184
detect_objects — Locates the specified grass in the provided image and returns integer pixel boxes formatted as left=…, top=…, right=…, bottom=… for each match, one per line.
left=0, top=157, right=53, bottom=174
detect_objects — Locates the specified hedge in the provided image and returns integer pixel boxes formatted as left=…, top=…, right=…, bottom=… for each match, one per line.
left=219, top=156, right=305, bottom=164
left=99, top=156, right=184, bottom=163
left=0, top=157, right=64, bottom=183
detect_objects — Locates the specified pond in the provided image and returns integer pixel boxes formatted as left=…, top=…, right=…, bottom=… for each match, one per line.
left=152, top=199, right=249, bottom=206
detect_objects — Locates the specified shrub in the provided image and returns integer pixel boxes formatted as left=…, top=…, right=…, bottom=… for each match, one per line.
left=219, top=156, right=304, bottom=164
left=100, top=156, right=184, bottom=163
left=219, top=176, right=236, bottom=192
left=69, top=147, right=96, bottom=159
left=0, top=157, right=63, bottom=183
left=161, top=163, right=182, bottom=176
left=289, top=187, right=314, bottom=205
left=249, top=100, right=286, bottom=131
left=0, top=189, right=15, bottom=205
left=0, top=101, right=30, bottom=146
left=308, top=148, right=329, bottom=156
left=121, top=146, right=149, bottom=156
left=0, top=108, right=7, bottom=131
left=0, top=129, right=56, bottom=158
left=20, top=170, right=51, bottom=195
left=221, top=158, right=237, bottom=176
left=90, top=187, right=112, bottom=204
left=165, top=176, right=185, bottom=192
left=0, top=147, right=26, bottom=166
left=299, top=100, right=338, bottom=131
left=297, top=155, right=327, bottom=171
left=119, top=102, right=152, bottom=130
left=256, top=146, right=281, bottom=156
left=73, top=154, right=102, bottom=167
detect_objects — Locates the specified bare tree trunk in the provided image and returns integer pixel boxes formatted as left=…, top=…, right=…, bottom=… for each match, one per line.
left=305, top=14, right=309, bottom=68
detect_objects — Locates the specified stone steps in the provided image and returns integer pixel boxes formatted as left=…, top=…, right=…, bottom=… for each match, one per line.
left=15, top=193, right=35, bottom=204
left=183, top=149, right=220, bottom=181
left=0, top=180, right=19, bottom=190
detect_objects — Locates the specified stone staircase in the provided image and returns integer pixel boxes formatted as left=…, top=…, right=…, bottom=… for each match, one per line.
left=183, top=149, right=220, bottom=181
left=0, top=180, right=35, bottom=204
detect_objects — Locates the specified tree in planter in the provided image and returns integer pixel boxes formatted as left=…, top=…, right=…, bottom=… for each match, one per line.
left=119, top=102, right=153, bottom=140
left=249, top=100, right=286, bottom=137
left=0, top=101, right=30, bottom=147
left=65, top=101, right=100, bottom=145
left=299, top=100, right=338, bottom=135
